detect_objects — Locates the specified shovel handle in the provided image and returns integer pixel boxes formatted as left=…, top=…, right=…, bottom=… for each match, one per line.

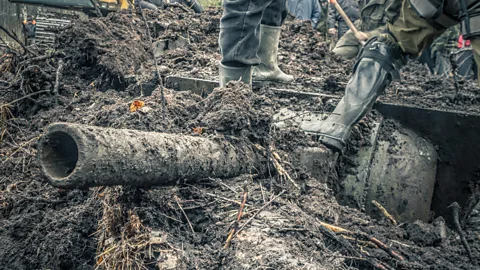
left=330, top=0, right=365, bottom=45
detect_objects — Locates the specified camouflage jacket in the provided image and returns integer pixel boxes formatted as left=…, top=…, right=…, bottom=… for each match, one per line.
left=357, top=0, right=394, bottom=31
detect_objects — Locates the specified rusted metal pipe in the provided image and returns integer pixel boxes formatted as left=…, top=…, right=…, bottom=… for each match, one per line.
left=38, top=123, right=265, bottom=189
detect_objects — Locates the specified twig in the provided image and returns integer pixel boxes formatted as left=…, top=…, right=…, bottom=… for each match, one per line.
left=270, top=147, right=300, bottom=189
left=175, top=197, right=195, bottom=235
left=372, top=200, right=397, bottom=226
left=164, top=2, right=190, bottom=12
left=18, top=52, right=60, bottom=67
left=273, top=111, right=313, bottom=123
left=53, top=60, right=64, bottom=105
left=224, top=185, right=248, bottom=248
left=138, top=6, right=166, bottom=111
left=234, top=190, right=285, bottom=237
left=2, top=135, right=42, bottom=163
left=461, top=191, right=480, bottom=228
left=317, top=221, right=393, bottom=270
left=1, top=90, right=49, bottom=107
left=204, top=192, right=250, bottom=206
left=449, top=202, right=475, bottom=264
left=0, top=25, right=36, bottom=56
left=209, top=178, right=238, bottom=193
left=320, top=220, right=405, bottom=262
left=390, top=240, right=411, bottom=248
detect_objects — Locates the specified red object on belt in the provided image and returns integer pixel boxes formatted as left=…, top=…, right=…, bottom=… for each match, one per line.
left=458, top=35, right=471, bottom=48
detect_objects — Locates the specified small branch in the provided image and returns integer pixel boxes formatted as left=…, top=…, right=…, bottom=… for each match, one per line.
left=270, top=146, right=300, bottom=190
left=18, top=52, right=61, bottom=67
left=2, top=135, right=42, bottom=163
left=449, top=202, right=475, bottom=264
left=234, top=190, right=285, bottom=237
left=372, top=200, right=397, bottom=226
left=0, top=25, right=36, bottom=56
left=175, top=197, right=195, bottom=235
left=1, top=90, right=49, bottom=107
left=224, top=185, right=248, bottom=248
left=164, top=2, right=190, bottom=12
left=53, top=60, right=64, bottom=105
left=204, top=192, right=249, bottom=206
left=320, top=220, right=405, bottom=262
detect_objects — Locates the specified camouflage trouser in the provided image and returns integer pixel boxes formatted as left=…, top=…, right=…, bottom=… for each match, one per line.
left=388, top=0, right=480, bottom=84
left=332, top=21, right=385, bottom=60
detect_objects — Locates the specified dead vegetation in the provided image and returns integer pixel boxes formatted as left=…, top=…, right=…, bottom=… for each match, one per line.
left=0, top=6, right=479, bottom=270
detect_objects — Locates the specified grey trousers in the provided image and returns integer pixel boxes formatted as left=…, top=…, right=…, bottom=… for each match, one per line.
left=219, top=0, right=287, bottom=66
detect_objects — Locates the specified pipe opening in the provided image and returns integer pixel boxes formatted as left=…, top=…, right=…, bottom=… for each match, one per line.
left=40, top=131, right=79, bottom=179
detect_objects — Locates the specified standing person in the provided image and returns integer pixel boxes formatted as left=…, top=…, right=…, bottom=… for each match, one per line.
left=287, top=0, right=322, bottom=29
left=418, top=26, right=460, bottom=76
left=453, top=34, right=478, bottom=80
left=219, top=0, right=294, bottom=87
left=332, top=0, right=393, bottom=60
left=301, top=0, right=480, bottom=153
left=327, top=0, right=359, bottom=40
left=22, top=15, right=36, bottom=46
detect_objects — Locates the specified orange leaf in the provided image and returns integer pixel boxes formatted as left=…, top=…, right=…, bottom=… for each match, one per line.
left=193, top=127, right=203, bottom=134
left=129, top=100, right=145, bottom=112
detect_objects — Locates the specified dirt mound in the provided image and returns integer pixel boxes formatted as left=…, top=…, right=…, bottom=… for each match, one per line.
left=1, top=6, right=480, bottom=270
left=56, top=12, right=150, bottom=91
left=195, top=82, right=273, bottom=139
left=383, top=61, right=480, bottom=114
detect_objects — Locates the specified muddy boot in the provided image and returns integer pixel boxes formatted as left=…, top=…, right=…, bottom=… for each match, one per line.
left=219, top=63, right=252, bottom=88
left=300, top=36, right=407, bottom=153
left=252, top=25, right=294, bottom=84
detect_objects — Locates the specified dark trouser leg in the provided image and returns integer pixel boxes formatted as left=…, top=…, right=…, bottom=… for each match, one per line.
left=337, top=21, right=349, bottom=39
left=219, top=0, right=277, bottom=67
left=138, top=0, right=158, bottom=10
left=260, top=0, right=287, bottom=27
left=219, top=0, right=280, bottom=87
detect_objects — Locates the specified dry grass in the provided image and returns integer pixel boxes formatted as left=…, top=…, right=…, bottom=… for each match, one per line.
left=198, top=0, right=221, bottom=7
left=95, top=188, right=152, bottom=270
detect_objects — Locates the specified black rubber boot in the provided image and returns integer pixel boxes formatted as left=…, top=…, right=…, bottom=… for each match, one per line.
left=300, top=37, right=407, bottom=153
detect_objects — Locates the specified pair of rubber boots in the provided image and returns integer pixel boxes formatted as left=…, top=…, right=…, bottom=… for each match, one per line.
left=300, top=36, right=407, bottom=153
left=219, top=25, right=294, bottom=87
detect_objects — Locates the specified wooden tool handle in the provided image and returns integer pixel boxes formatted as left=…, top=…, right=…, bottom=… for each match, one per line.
left=330, top=0, right=366, bottom=45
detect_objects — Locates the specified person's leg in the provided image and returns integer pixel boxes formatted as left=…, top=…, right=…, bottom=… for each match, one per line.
left=260, top=0, right=287, bottom=27
left=251, top=0, right=293, bottom=83
left=337, top=21, right=349, bottom=39
left=138, top=1, right=158, bottom=10
left=332, top=29, right=361, bottom=60
left=301, top=0, right=445, bottom=153
left=219, top=0, right=275, bottom=86
left=471, top=38, right=480, bottom=85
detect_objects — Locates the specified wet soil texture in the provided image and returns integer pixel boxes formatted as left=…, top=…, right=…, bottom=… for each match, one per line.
left=1, top=7, right=479, bottom=270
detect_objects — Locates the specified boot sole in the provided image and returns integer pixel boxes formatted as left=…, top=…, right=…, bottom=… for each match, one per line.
left=302, top=131, right=346, bottom=153
left=252, top=80, right=294, bottom=86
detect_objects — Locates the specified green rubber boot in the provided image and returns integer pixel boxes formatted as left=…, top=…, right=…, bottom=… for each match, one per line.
left=300, top=36, right=407, bottom=153
left=253, top=25, right=294, bottom=84
left=219, top=63, right=252, bottom=88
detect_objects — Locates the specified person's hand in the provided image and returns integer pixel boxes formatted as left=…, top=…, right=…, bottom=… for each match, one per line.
left=355, top=31, right=369, bottom=42
left=328, top=28, right=337, bottom=36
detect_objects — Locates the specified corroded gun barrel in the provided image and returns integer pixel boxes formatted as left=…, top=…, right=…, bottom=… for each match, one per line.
left=38, top=123, right=265, bottom=189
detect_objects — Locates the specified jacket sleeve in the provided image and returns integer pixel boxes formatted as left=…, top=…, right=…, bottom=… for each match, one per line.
left=327, top=2, right=336, bottom=29
left=311, top=0, right=321, bottom=28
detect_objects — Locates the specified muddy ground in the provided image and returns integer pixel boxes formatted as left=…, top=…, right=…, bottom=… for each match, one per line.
left=1, top=7, right=480, bottom=270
